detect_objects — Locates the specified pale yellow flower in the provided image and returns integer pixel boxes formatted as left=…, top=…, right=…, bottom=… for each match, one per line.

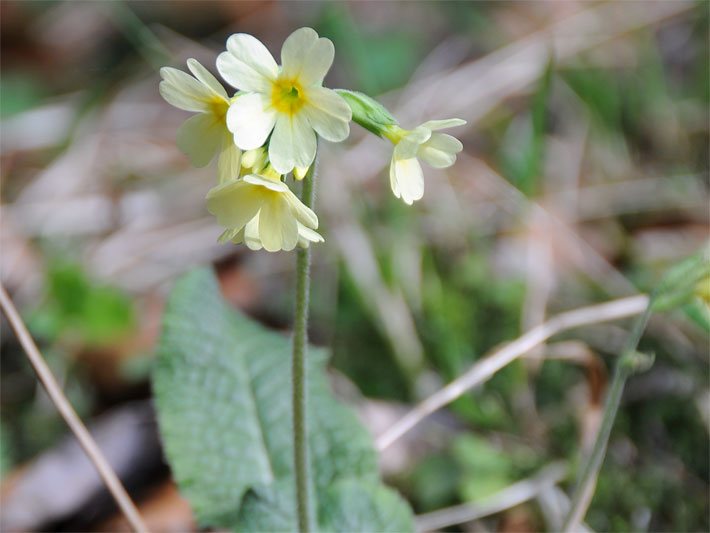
left=696, top=274, right=710, bottom=306
left=206, top=174, right=320, bottom=252
left=219, top=214, right=324, bottom=251
left=159, top=59, right=241, bottom=183
left=240, top=147, right=269, bottom=175
left=384, top=119, right=466, bottom=205
left=216, top=27, right=351, bottom=174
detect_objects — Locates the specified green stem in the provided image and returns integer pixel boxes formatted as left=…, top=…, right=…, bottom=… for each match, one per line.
left=562, top=301, right=655, bottom=532
left=293, top=160, right=316, bottom=533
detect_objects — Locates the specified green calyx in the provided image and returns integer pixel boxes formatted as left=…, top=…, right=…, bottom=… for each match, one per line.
left=335, top=89, right=398, bottom=138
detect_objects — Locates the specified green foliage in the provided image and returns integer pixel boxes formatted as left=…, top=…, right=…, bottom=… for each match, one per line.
left=0, top=420, right=13, bottom=478
left=682, top=299, right=710, bottom=333
left=651, top=247, right=710, bottom=312
left=28, top=263, right=135, bottom=345
left=408, top=453, right=461, bottom=512
left=590, top=454, right=709, bottom=532
left=421, top=251, right=524, bottom=380
left=318, top=5, right=422, bottom=94
left=0, top=73, right=45, bottom=118
left=499, top=56, right=553, bottom=196
left=562, top=36, right=681, bottom=166
left=318, top=480, right=415, bottom=532
left=564, top=66, right=624, bottom=131
left=453, top=435, right=514, bottom=500
left=153, top=270, right=413, bottom=532
left=332, top=271, right=411, bottom=401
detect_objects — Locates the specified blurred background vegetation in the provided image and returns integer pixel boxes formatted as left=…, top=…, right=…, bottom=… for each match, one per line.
left=1, top=1, right=708, bottom=531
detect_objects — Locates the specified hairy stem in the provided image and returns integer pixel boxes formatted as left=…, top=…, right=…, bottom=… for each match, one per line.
left=562, top=301, right=654, bottom=532
left=293, top=161, right=316, bottom=533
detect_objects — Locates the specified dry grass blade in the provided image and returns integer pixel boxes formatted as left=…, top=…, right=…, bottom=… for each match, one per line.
left=376, top=294, right=649, bottom=451
left=0, top=284, right=149, bottom=533
left=396, top=0, right=694, bottom=124
left=415, top=462, right=567, bottom=532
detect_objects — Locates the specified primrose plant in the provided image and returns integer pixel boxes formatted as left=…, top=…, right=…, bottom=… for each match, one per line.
left=156, top=28, right=465, bottom=533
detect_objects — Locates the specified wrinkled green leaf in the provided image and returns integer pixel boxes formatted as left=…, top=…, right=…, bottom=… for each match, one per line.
left=318, top=480, right=414, bottom=532
left=154, top=269, right=413, bottom=532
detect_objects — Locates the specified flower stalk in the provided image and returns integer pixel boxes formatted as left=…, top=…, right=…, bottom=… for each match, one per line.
left=292, top=155, right=317, bottom=532
left=562, top=249, right=708, bottom=531
left=157, top=28, right=468, bottom=526
left=562, top=301, right=655, bottom=532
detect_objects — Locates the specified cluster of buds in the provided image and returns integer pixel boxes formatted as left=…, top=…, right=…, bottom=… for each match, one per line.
left=160, top=28, right=465, bottom=252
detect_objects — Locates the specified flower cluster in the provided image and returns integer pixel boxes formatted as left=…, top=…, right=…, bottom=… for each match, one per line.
left=160, top=28, right=465, bottom=252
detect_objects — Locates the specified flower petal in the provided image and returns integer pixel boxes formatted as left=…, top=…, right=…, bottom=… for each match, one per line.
left=217, top=132, right=242, bottom=183
left=241, top=148, right=268, bottom=173
left=297, top=224, right=324, bottom=248
left=269, top=114, right=317, bottom=174
left=394, top=127, right=431, bottom=159
left=419, top=118, right=466, bottom=131
left=389, top=158, right=401, bottom=199
left=302, top=87, right=351, bottom=142
left=280, top=27, right=335, bottom=87
left=259, top=196, right=299, bottom=252
left=243, top=174, right=289, bottom=192
left=243, top=214, right=263, bottom=250
left=219, top=227, right=242, bottom=244
left=217, top=33, right=278, bottom=92
left=176, top=114, right=223, bottom=167
left=391, top=157, right=424, bottom=205
left=206, top=180, right=264, bottom=230
left=227, top=93, right=277, bottom=150
left=293, top=166, right=309, bottom=180
left=417, top=133, right=463, bottom=168
left=284, top=190, right=318, bottom=229
left=159, top=67, right=215, bottom=112
left=186, top=59, right=229, bottom=100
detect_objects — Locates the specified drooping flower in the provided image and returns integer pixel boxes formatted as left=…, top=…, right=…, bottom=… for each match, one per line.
left=384, top=119, right=466, bottom=205
left=159, top=59, right=241, bottom=183
left=206, top=174, right=320, bottom=252
left=219, top=213, right=324, bottom=251
left=216, top=27, right=352, bottom=174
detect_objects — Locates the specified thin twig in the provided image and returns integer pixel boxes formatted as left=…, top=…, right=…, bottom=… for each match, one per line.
left=415, top=462, right=567, bottom=532
left=376, top=294, right=649, bottom=451
left=0, top=284, right=149, bottom=533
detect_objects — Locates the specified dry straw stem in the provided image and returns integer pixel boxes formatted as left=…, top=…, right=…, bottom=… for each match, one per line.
left=0, top=284, right=149, bottom=533
left=376, top=294, right=649, bottom=451
left=415, top=462, right=567, bottom=532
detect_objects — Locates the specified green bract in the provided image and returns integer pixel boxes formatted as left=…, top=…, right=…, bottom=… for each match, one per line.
left=651, top=246, right=710, bottom=312
left=335, top=89, right=398, bottom=138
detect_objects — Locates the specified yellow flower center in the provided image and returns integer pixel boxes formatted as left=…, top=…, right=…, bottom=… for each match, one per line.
left=208, top=96, right=229, bottom=124
left=271, top=78, right=306, bottom=115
